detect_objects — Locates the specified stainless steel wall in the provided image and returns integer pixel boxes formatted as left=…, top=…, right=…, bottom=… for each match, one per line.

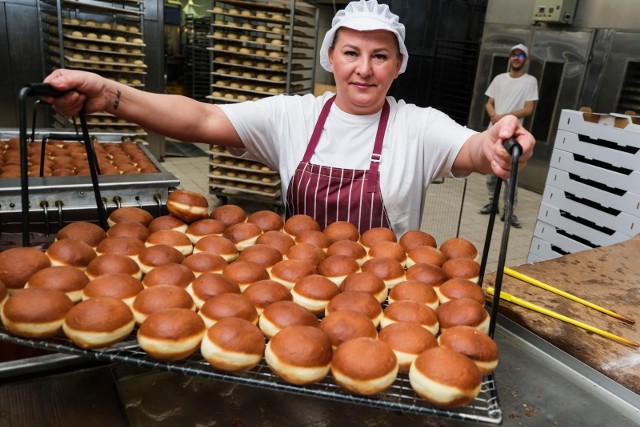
left=469, top=0, right=640, bottom=193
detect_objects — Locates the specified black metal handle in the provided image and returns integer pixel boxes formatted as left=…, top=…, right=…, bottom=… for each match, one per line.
left=25, top=83, right=69, bottom=98
left=502, top=137, right=522, bottom=157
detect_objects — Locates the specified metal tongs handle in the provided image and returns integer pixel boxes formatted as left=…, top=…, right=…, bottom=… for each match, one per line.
left=476, top=138, right=522, bottom=337
left=18, top=83, right=108, bottom=247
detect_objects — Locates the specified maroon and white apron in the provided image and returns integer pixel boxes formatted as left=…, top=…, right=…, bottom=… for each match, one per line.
left=285, top=96, right=392, bottom=233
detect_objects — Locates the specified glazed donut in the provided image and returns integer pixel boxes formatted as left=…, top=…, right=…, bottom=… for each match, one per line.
left=186, top=272, right=240, bottom=309
left=201, top=317, right=265, bottom=371
left=138, top=308, right=206, bottom=361
left=331, top=337, right=398, bottom=395
left=1, top=288, right=73, bottom=338
left=409, top=347, right=482, bottom=407
left=166, top=189, right=209, bottom=223
left=63, top=296, right=135, bottom=348
left=265, top=325, right=332, bottom=385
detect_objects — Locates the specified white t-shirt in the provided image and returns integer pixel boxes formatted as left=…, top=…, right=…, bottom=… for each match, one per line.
left=218, top=92, right=476, bottom=236
left=485, top=73, right=539, bottom=123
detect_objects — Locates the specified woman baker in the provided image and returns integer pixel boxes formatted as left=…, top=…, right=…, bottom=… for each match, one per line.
left=43, top=0, right=534, bottom=237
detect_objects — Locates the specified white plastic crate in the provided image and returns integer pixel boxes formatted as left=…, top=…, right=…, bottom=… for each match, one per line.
left=541, top=186, right=639, bottom=235
left=558, top=109, right=640, bottom=148
left=545, top=168, right=640, bottom=218
left=550, top=148, right=640, bottom=194
left=536, top=202, right=633, bottom=247
left=528, top=235, right=575, bottom=262
left=554, top=129, right=639, bottom=170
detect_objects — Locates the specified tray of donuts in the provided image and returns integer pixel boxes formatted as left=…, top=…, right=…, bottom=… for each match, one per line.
left=0, top=189, right=501, bottom=424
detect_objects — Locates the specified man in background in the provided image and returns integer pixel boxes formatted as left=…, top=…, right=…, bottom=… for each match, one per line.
left=479, top=43, right=538, bottom=228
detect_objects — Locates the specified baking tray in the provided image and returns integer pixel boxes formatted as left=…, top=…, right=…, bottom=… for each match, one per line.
left=0, top=326, right=502, bottom=424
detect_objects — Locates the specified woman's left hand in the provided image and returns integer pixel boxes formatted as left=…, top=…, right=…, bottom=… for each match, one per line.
left=482, top=115, right=535, bottom=180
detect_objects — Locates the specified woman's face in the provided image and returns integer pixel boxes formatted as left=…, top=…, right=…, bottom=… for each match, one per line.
left=328, top=27, right=402, bottom=115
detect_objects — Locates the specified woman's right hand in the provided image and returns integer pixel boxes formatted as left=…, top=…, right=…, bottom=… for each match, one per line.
left=43, top=69, right=113, bottom=116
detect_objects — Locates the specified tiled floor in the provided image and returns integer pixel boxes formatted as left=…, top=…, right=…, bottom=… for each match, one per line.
left=160, top=148, right=542, bottom=274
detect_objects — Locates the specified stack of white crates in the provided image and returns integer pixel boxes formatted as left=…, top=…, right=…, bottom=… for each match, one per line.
left=527, top=109, right=640, bottom=263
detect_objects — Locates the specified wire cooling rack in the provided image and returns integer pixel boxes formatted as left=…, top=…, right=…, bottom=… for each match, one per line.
left=0, top=326, right=502, bottom=424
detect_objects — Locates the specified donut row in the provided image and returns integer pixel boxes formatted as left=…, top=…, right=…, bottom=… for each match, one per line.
left=0, top=190, right=498, bottom=407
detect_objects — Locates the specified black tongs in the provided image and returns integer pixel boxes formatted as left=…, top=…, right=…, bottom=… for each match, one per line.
left=476, top=138, right=523, bottom=338
left=18, top=83, right=108, bottom=247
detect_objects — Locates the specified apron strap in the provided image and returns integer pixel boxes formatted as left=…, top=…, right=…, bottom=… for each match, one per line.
left=366, top=100, right=390, bottom=193
left=302, top=95, right=336, bottom=162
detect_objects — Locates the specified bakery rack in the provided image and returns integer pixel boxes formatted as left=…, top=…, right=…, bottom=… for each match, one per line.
left=37, top=0, right=147, bottom=139
left=0, top=326, right=502, bottom=424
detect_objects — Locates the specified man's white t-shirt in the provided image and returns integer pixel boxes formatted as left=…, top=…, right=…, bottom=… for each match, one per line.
left=218, top=92, right=476, bottom=237
left=485, top=73, right=539, bottom=123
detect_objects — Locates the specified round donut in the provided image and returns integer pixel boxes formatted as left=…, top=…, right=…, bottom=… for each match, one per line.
left=340, top=271, right=388, bottom=304
left=222, top=260, right=269, bottom=292
left=56, top=221, right=107, bottom=248
left=398, top=230, right=437, bottom=252
left=436, top=298, right=490, bottom=334
left=406, top=246, right=447, bottom=268
left=201, top=317, right=265, bottom=371
left=331, top=337, right=398, bottom=395
left=265, top=325, right=332, bottom=385
left=107, top=206, right=154, bottom=227
left=327, top=240, right=367, bottom=266
left=409, top=346, right=482, bottom=407
left=359, top=227, right=396, bottom=249
left=317, top=255, right=360, bottom=285
left=186, top=272, right=240, bottom=309
left=381, top=300, right=439, bottom=335
left=63, top=296, right=135, bottom=348
left=285, top=243, right=327, bottom=267
left=25, top=266, right=89, bottom=303
left=146, top=230, right=193, bottom=256
left=319, top=310, right=377, bottom=349
left=439, top=237, right=478, bottom=261
left=247, top=210, right=284, bottom=232
left=199, top=292, right=258, bottom=328
left=185, top=218, right=226, bottom=243
left=137, top=244, right=185, bottom=274
left=86, top=253, right=141, bottom=280
left=107, top=221, right=150, bottom=242
left=378, top=322, right=437, bottom=372
left=210, top=204, right=247, bottom=227
left=325, top=291, right=382, bottom=327
left=291, top=274, right=340, bottom=315
left=441, top=258, right=481, bottom=283
left=437, top=278, right=485, bottom=305
left=83, top=273, right=143, bottom=307
left=132, top=284, right=195, bottom=324
left=258, top=300, right=318, bottom=339
left=237, top=244, right=283, bottom=272
left=388, top=280, right=439, bottom=311
left=166, top=189, right=209, bottom=223
left=404, top=263, right=448, bottom=289
left=182, top=252, right=227, bottom=277
left=294, top=230, right=330, bottom=251
left=242, top=279, right=292, bottom=315
left=137, top=308, right=206, bottom=360
left=361, top=256, right=405, bottom=289
left=1, top=288, right=73, bottom=338
left=283, top=214, right=320, bottom=237
left=0, top=247, right=51, bottom=293
left=438, top=325, right=499, bottom=375
left=45, top=238, right=97, bottom=270
left=322, top=221, right=359, bottom=243
left=142, top=263, right=195, bottom=289
left=222, top=222, right=263, bottom=251
left=148, top=215, right=188, bottom=234
left=270, top=259, right=316, bottom=290
left=95, top=236, right=145, bottom=262
left=193, top=235, right=239, bottom=262
left=367, top=241, right=407, bottom=266
left=255, top=230, right=295, bottom=255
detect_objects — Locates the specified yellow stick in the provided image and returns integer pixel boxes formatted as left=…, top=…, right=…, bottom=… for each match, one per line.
left=504, top=267, right=635, bottom=325
left=487, top=287, right=640, bottom=348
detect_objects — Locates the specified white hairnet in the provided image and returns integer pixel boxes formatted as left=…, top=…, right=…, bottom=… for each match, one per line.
left=319, top=0, right=409, bottom=74
left=511, top=44, right=529, bottom=57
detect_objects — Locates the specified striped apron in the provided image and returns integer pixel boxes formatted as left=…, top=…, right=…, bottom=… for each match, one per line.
left=285, top=96, right=392, bottom=233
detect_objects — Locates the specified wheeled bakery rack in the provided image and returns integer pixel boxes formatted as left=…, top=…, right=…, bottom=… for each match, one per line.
left=37, top=0, right=147, bottom=139
left=184, top=15, right=211, bottom=103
